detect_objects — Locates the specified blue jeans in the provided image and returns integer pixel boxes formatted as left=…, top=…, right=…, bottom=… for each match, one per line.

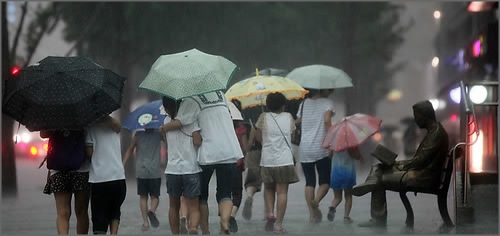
left=199, top=163, right=236, bottom=204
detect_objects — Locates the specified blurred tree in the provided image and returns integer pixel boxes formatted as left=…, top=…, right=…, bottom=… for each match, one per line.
left=2, top=1, right=19, bottom=197
left=54, top=2, right=410, bottom=143
left=2, top=2, right=62, bottom=196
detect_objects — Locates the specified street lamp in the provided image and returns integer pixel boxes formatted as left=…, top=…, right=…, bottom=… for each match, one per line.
left=434, top=10, right=441, bottom=19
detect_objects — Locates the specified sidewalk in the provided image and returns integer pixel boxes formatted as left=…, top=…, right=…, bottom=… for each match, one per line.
left=1, top=158, right=498, bottom=234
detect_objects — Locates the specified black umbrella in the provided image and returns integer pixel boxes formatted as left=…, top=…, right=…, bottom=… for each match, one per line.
left=2, top=56, right=127, bottom=131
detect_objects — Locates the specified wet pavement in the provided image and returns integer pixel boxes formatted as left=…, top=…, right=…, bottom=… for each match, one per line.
left=1, top=157, right=498, bottom=235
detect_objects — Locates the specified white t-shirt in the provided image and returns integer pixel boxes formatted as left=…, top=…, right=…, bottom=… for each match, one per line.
left=297, top=97, right=335, bottom=163
left=255, top=112, right=295, bottom=167
left=174, top=91, right=243, bottom=165
left=85, top=122, right=125, bottom=183
left=164, top=116, right=202, bottom=175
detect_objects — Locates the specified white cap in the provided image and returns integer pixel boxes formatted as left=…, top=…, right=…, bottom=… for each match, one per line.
left=228, top=102, right=243, bottom=121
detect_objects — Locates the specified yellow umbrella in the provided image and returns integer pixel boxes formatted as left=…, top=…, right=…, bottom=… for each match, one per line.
left=226, top=69, right=308, bottom=109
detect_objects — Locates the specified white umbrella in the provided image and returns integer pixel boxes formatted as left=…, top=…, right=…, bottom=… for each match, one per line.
left=287, top=64, right=353, bottom=89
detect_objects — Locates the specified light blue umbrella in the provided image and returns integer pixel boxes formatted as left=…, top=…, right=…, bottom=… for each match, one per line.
left=287, top=64, right=353, bottom=90
left=139, top=48, right=238, bottom=100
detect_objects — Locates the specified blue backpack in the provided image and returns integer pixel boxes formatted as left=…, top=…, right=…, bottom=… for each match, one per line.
left=40, top=130, right=86, bottom=171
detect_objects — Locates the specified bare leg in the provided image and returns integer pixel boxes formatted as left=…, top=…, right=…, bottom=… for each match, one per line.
left=314, top=183, right=330, bottom=204
left=109, top=220, right=120, bottom=234
left=274, top=183, right=289, bottom=228
left=74, top=189, right=90, bottom=234
left=54, top=192, right=72, bottom=235
left=344, top=189, right=353, bottom=218
left=331, top=190, right=343, bottom=208
left=304, top=186, right=315, bottom=220
left=218, top=199, right=233, bottom=233
left=184, top=196, right=200, bottom=232
left=139, top=195, right=149, bottom=228
left=199, top=203, right=210, bottom=234
left=180, top=196, right=189, bottom=219
left=150, top=195, right=160, bottom=213
left=263, top=183, right=276, bottom=218
left=168, top=196, right=181, bottom=234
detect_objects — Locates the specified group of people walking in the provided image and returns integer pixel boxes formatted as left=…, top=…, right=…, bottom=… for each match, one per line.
left=40, top=81, right=449, bottom=235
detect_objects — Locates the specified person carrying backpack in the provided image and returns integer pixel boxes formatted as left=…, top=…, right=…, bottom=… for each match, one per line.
left=41, top=129, right=91, bottom=235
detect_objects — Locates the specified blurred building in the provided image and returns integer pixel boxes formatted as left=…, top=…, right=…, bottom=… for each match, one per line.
left=433, top=0, right=498, bottom=226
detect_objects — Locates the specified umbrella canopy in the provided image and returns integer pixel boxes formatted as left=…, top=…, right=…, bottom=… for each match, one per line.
left=139, top=48, right=238, bottom=100
left=2, top=56, right=126, bottom=131
left=225, top=74, right=308, bottom=109
left=122, top=100, right=168, bottom=131
left=287, top=64, right=353, bottom=89
left=321, top=113, right=382, bottom=152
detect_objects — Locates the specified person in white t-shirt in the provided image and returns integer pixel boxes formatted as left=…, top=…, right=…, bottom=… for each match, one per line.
left=254, top=92, right=299, bottom=234
left=296, top=89, right=335, bottom=223
left=161, top=91, right=243, bottom=234
left=162, top=96, right=202, bottom=235
left=85, top=115, right=126, bottom=234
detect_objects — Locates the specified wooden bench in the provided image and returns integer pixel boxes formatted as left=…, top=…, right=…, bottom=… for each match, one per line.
left=397, top=149, right=455, bottom=228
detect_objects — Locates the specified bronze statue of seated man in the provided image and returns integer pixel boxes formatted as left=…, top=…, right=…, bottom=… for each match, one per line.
left=351, top=100, right=449, bottom=227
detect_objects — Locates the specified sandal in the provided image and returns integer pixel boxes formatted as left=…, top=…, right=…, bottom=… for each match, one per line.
left=327, top=207, right=336, bottom=221
left=273, top=225, right=287, bottom=234
left=265, top=216, right=276, bottom=232
left=344, top=216, right=353, bottom=224
left=141, top=224, right=150, bottom=232
left=148, top=210, right=160, bottom=228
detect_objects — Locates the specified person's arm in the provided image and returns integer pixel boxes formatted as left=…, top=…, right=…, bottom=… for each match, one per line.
left=104, top=116, right=121, bottom=133
left=122, top=136, right=137, bottom=166
left=254, top=113, right=265, bottom=145
left=192, top=130, right=202, bottom=147
left=85, top=145, right=94, bottom=160
left=324, top=110, right=334, bottom=131
left=160, top=119, right=183, bottom=135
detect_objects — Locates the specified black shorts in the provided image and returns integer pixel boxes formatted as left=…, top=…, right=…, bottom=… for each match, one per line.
left=301, top=156, right=331, bottom=187
left=90, top=179, right=127, bottom=234
left=137, top=178, right=161, bottom=197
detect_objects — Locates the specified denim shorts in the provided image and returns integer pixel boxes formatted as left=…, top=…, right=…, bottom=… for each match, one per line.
left=166, top=173, right=201, bottom=198
left=199, top=163, right=236, bottom=204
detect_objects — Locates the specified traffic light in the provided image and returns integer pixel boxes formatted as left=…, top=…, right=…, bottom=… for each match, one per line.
left=10, top=65, right=20, bottom=76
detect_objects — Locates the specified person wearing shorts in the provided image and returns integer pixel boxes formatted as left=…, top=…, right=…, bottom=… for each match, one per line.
left=161, top=91, right=243, bottom=234
left=296, top=89, right=335, bottom=223
left=85, top=116, right=126, bottom=234
left=42, top=129, right=91, bottom=235
left=162, top=96, right=202, bottom=235
left=241, top=125, right=265, bottom=221
left=122, top=128, right=163, bottom=231
left=255, top=92, right=300, bottom=234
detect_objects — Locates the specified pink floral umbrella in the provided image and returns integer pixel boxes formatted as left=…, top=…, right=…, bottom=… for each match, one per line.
left=321, top=113, right=382, bottom=152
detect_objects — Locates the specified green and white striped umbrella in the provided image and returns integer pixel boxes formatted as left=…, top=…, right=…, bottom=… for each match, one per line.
left=139, top=48, right=238, bottom=100
left=287, top=64, right=353, bottom=90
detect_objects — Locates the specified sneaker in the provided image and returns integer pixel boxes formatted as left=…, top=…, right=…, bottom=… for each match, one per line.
left=242, top=197, right=253, bottom=220
left=358, top=219, right=386, bottom=228
left=147, top=211, right=160, bottom=228
left=343, top=216, right=353, bottom=224
left=229, top=216, right=238, bottom=233
left=265, top=216, right=276, bottom=232
left=327, top=207, right=336, bottom=222
left=180, top=217, right=188, bottom=234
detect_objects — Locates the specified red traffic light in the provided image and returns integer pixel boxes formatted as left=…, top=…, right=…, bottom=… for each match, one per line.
left=11, top=66, right=20, bottom=76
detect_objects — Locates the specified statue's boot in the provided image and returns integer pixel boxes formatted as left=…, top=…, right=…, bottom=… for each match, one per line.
left=352, top=164, right=384, bottom=196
